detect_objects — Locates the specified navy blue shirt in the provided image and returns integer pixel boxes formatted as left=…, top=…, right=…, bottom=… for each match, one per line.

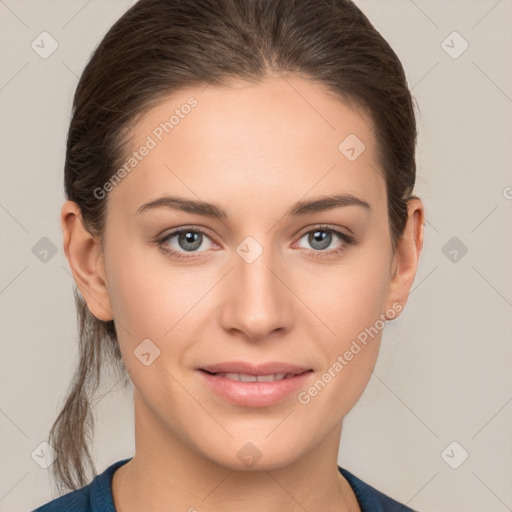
left=32, top=458, right=418, bottom=511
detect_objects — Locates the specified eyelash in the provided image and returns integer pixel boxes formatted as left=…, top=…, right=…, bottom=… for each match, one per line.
left=153, top=224, right=358, bottom=261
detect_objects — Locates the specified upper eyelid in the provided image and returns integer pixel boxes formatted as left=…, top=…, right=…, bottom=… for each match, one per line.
left=163, top=224, right=217, bottom=239
left=295, top=224, right=348, bottom=237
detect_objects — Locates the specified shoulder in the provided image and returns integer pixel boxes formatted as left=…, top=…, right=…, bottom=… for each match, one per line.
left=338, top=466, right=419, bottom=512
left=31, top=458, right=132, bottom=512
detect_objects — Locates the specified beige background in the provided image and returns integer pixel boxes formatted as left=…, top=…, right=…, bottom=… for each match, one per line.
left=0, top=1, right=511, bottom=511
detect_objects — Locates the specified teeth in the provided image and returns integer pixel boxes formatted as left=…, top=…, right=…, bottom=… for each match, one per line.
left=216, top=372, right=290, bottom=382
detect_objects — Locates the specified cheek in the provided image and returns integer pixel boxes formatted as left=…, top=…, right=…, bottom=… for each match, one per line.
left=108, top=269, right=160, bottom=334
left=104, top=242, right=182, bottom=340
left=300, top=247, right=392, bottom=343
left=105, top=252, right=198, bottom=395
left=294, top=257, right=390, bottom=420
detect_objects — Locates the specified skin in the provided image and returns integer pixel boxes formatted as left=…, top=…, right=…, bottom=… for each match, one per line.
left=61, top=74, right=424, bottom=512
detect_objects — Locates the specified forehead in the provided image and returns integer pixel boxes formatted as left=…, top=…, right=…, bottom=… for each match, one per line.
left=109, top=75, right=385, bottom=216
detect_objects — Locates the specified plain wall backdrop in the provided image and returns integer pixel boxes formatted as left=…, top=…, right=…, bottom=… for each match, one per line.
left=0, top=1, right=511, bottom=511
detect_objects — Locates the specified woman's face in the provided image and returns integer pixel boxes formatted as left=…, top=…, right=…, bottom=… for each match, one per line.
left=89, top=75, right=415, bottom=469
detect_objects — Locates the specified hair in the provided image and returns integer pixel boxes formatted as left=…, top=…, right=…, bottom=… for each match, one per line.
left=49, top=0, right=420, bottom=493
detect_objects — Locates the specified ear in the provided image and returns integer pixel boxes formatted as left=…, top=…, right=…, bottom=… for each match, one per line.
left=61, top=200, right=114, bottom=322
left=384, top=198, right=425, bottom=319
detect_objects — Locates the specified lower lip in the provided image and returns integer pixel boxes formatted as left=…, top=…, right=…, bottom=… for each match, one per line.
left=197, top=370, right=313, bottom=407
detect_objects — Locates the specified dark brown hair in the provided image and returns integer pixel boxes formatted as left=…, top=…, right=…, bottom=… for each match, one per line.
left=49, top=0, right=420, bottom=492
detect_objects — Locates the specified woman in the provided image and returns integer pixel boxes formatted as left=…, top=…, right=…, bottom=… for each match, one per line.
left=34, top=0, right=424, bottom=510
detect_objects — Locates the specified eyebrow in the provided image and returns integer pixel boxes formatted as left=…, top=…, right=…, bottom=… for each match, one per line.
left=135, top=193, right=371, bottom=219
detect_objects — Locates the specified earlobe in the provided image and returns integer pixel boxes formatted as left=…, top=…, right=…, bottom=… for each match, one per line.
left=384, top=198, right=425, bottom=318
left=61, top=200, right=114, bottom=322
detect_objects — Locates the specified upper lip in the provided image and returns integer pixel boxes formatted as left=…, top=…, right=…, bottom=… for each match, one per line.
left=199, top=361, right=312, bottom=376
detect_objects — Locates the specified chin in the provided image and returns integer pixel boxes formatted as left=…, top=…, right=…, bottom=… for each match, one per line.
left=202, top=441, right=302, bottom=472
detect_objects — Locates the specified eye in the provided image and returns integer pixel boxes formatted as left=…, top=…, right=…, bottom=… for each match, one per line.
left=155, top=227, right=216, bottom=260
left=294, top=225, right=357, bottom=258
left=154, top=224, right=357, bottom=261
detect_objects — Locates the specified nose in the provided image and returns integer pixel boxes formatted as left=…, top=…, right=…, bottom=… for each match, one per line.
left=219, top=241, right=293, bottom=342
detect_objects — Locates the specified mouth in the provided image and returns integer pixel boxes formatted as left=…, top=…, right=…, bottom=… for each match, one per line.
left=196, top=362, right=314, bottom=407
left=199, top=369, right=311, bottom=382
left=198, top=360, right=312, bottom=376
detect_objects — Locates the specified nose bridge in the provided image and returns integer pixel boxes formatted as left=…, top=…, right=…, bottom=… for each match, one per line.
left=221, top=233, right=290, bottom=338
left=236, top=233, right=282, bottom=305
